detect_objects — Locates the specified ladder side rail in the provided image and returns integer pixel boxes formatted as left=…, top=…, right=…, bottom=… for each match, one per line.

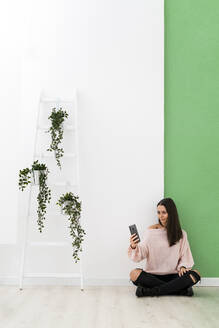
left=19, top=100, right=42, bottom=290
left=73, top=90, right=84, bottom=291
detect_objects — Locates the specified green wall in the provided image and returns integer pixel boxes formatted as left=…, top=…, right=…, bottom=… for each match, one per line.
left=165, top=0, right=219, bottom=277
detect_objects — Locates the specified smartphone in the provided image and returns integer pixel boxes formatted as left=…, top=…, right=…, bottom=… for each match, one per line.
left=129, top=224, right=140, bottom=243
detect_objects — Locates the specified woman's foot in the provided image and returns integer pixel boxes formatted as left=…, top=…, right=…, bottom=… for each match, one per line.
left=178, top=287, right=194, bottom=296
left=135, top=286, right=148, bottom=297
left=135, top=286, right=157, bottom=297
left=169, top=287, right=194, bottom=296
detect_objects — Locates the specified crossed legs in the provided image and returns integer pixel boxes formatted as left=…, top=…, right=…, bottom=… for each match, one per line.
left=129, top=268, right=201, bottom=296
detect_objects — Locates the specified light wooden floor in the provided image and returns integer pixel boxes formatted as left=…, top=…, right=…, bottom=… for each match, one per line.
left=0, top=286, right=218, bottom=328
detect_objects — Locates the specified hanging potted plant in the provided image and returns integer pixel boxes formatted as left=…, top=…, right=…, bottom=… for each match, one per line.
left=46, top=107, right=68, bottom=169
left=57, top=192, right=86, bottom=263
left=31, top=161, right=47, bottom=185
left=19, top=160, right=51, bottom=233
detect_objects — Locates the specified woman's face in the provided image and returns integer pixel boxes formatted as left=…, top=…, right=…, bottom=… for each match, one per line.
left=157, top=205, right=168, bottom=227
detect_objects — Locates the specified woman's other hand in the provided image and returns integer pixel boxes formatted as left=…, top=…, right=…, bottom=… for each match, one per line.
left=130, top=233, right=140, bottom=249
left=178, top=266, right=190, bottom=277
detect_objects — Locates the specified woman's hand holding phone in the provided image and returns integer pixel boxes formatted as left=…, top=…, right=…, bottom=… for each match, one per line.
left=130, top=233, right=140, bottom=249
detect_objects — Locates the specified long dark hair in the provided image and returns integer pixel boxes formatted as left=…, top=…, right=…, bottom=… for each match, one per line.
left=157, top=198, right=183, bottom=247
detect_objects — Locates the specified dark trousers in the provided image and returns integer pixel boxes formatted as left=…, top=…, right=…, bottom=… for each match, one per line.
left=131, top=269, right=201, bottom=296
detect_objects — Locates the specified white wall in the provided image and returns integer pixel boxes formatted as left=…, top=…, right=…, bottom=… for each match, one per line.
left=0, top=0, right=164, bottom=284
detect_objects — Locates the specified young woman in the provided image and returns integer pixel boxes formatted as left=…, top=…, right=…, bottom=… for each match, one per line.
left=128, top=198, right=201, bottom=297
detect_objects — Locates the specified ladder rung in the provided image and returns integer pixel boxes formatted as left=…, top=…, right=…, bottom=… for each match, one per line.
left=30, top=182, right=78, bottom=187
left=38, top=125, right=75, bottom=131
left=48, top=183, right=78, bottom=187
left=24, top=273, right=81, bottom=278
left=40, top=97, right=75, bottom=103
left=37, top=213, right=64, bottom=217
left=34, top=153, right=76, bottom=158
left=29, top=241, right=70, bottom=247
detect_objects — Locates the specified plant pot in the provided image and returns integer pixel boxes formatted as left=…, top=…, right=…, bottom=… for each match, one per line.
left=31, top=170, right=46, bottom=185
left=61, top=200, right=72, bottom=214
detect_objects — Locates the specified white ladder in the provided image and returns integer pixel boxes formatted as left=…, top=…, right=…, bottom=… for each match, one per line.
left=19, top=90, right=84, bottom=290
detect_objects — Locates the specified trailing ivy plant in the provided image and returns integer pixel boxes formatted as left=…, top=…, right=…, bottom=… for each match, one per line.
left=19, top=168, right=31, bottom=191
left=18, top=160, right=51, bottom=233
left=32, top=161, right=51, bottom=232
left=46, top=107, right=68, bottom=169
left=57, top=192, right=86, bottom=263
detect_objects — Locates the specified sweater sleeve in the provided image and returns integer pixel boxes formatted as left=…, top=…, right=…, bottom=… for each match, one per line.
left=128, top=231, right=149, bottom=263
left=176, top=231, right=194, bottom=271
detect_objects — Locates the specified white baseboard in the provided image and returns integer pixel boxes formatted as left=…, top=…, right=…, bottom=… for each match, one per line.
left=0, top=276, right=218, bottom=287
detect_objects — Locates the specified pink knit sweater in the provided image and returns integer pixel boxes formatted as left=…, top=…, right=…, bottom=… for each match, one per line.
left=128, top=227, right=194, bottom=275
